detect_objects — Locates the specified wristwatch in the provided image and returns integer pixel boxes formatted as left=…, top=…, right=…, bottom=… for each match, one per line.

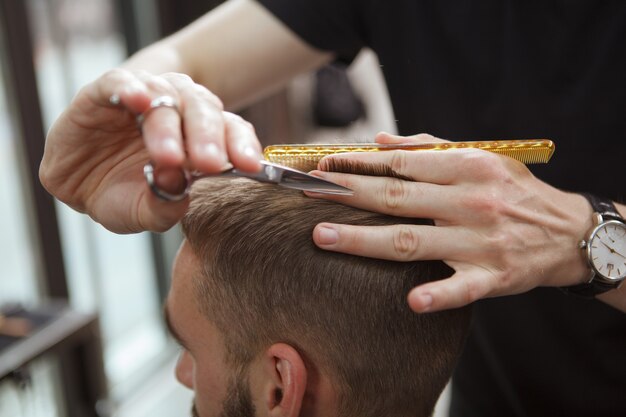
left=564, top=193, right=626, bottom=297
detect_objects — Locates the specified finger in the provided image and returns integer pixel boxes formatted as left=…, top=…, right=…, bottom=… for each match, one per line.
left=318, top=148, right=478, bottom=185
left=92, top=174, right=189, bottom=234
left=223, top=112, right=263, bottom=172
left=163, top=73, right=231, bottom=172
left=312, top=222, right=478, bottom=262
left=92, top=68, right=150, bottom=109
left=150, top=165, right=189, bottom=197
left=139, top=189, right=190, bottom=233
left=89, top=69, right=184, bottom=165
left=407, top=270, right=494, bottom=313
left=306, top=171, right=456, bottom=219
left=375, top=131, right=448, bottom=145
left=136, top=73, right=186, bottom=167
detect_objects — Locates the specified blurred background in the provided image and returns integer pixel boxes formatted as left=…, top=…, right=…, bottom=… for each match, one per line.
left=0, top=1, right=399, bottom=416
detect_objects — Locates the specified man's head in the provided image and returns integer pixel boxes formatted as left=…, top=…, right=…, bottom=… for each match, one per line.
left=166, top=175, right=470, bottom=417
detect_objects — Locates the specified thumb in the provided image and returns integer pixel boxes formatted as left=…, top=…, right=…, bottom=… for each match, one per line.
left=407, top=270, right=491, bottom=313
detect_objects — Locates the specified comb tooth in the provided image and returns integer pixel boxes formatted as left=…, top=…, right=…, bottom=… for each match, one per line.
left=491, top=148, right=551, bottom=164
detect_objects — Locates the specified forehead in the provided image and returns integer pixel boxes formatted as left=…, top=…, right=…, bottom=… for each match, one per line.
left=167, top=240, right=229, bottom=350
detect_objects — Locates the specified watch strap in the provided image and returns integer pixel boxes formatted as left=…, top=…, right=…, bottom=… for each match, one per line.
left=579, top=192, right=623, bottom=221
left=561, top=280, right=618, bottom=298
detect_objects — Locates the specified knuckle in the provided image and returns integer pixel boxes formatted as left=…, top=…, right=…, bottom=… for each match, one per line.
left=459, top=188, right=509, bottom=222
left=223, top=111, right=244, bottom=123
left=211, top=96, right=224, bottom=111
left=38, top=163, right=52, bottom=191
left=497, top=270, right=514, bottom=289
left=145, top=76, right=176, bottom=95
left=187, top=112, right=223, bottom=140
left=460, top=151, right=507, bottom=180
left=242, top=119, right=254, bottom=130
left=412, top=133, right=437, bottom=142
left=192, top=114, right=221, bottom=135
left=347, top=228, right=366, bottom=252
left=239, top=119, right=256, bottom=135
left=383, top=178, right=407, bottom=210
left=181, top=83, right=223, bottom=111
left=133, top=69, right=152, bottom=79
left=101, top=68, right=128, bottom=83
left=197, top=87, right=223, bottom=110
left=223, top=111, right=253, bottom=131
left=389, top=150, right=409, bottom=174
left=462, top=279, right=482, bottom=304
left=392, top=226, right=420, bottom=260
left=482, top=236, right=523, bottom=282
left=491, top=230, right=511, bottom=247
left=484, top=230, right=514, bottom=253
left=163, top=72, right=193, bottom=84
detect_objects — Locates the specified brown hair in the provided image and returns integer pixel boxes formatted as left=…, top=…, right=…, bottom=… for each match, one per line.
left=182, top=173, right=470, bottom=417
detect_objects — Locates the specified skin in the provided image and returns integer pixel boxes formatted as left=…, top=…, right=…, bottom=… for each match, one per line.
left=40, top=0, right=625, bottom=312
left=167, top=241, right=337, bottom=417
left=39, top=0, right=330, bottom=233
left=308, top=133, right=626, bottom=313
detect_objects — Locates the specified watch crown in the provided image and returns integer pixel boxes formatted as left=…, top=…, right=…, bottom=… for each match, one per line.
left=578, top=240, right=588, bottom=249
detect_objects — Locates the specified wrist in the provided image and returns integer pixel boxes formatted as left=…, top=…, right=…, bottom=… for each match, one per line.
left=568, top=192, right=596, bottom=286
left=561, top=193, right=626, bottom=297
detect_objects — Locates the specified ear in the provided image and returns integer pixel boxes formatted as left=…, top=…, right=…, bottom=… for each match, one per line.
left=258, top=343, right=307, bottom=417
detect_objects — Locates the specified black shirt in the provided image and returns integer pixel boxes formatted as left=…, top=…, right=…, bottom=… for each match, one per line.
left=257, top=0, right=626, bottom=416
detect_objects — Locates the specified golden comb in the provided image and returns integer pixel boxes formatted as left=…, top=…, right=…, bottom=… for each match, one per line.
left=263, top=139, right=555, bottom=172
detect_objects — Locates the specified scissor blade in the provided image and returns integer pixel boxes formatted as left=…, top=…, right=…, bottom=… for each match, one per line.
left=271, top=162, right=353, bottom=195
left=233, top=161, right=353, bottom=195
left=278, top=170, right=354, bottom=195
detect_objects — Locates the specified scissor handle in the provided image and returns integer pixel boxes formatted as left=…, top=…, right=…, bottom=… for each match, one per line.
left=143, top=162, right=192, bottom=202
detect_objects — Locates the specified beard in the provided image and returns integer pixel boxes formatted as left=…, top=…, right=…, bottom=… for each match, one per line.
left=191, top=377, right=256, bottom=417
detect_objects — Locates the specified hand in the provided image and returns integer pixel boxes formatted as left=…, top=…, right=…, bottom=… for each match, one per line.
left=40, top=69, right=262, bottom=233
left=307, top=132, right=594, bottom=312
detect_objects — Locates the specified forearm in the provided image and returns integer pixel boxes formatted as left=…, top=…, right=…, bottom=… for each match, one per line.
left=123, top=39, right=188, bottom=78
left=122, top=0, right=331, bottom=110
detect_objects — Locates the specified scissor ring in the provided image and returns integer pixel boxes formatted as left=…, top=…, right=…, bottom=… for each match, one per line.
left=143, top=162, right=191, bottom=202
left=136, top=95, right=179, bottom=128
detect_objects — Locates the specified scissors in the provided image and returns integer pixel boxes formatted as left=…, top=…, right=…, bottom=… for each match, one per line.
left=143, top=160, right=354, bottom=202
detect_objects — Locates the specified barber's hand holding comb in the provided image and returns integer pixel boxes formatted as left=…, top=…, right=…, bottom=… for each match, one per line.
left=307, top=132, right=618, bottom=313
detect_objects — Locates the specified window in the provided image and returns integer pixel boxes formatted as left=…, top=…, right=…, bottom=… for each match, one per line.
left=0, top=27, right=41, bottom=306
left=25, top=0, right=173, bottom=400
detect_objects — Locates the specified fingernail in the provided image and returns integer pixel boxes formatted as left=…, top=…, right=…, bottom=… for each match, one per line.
left=412, top=292, right=433, bottom=312
left=123, top=82, right=147, bottom=95
left=236, top=142, right=262, bottom=163
left=242, top=146, right=261, bottom=160
left=317, top=226, right=339, bottom=245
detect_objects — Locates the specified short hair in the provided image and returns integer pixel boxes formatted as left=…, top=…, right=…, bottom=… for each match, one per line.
left=181, top=172, right=470, bottom=417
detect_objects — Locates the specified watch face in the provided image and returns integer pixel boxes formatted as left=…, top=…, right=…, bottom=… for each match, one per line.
left=588, top=220, right=626, bottom=282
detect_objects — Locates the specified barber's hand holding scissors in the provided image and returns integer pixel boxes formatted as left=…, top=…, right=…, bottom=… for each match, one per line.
left=40, top=69, right=262, bottom=233
left=309, top=132, right=599, bottom=313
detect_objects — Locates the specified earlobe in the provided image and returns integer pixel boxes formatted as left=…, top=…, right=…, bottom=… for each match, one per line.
left=174, top=350, right=194, bottom=389
left=263, top=343, right=307, bottom=417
